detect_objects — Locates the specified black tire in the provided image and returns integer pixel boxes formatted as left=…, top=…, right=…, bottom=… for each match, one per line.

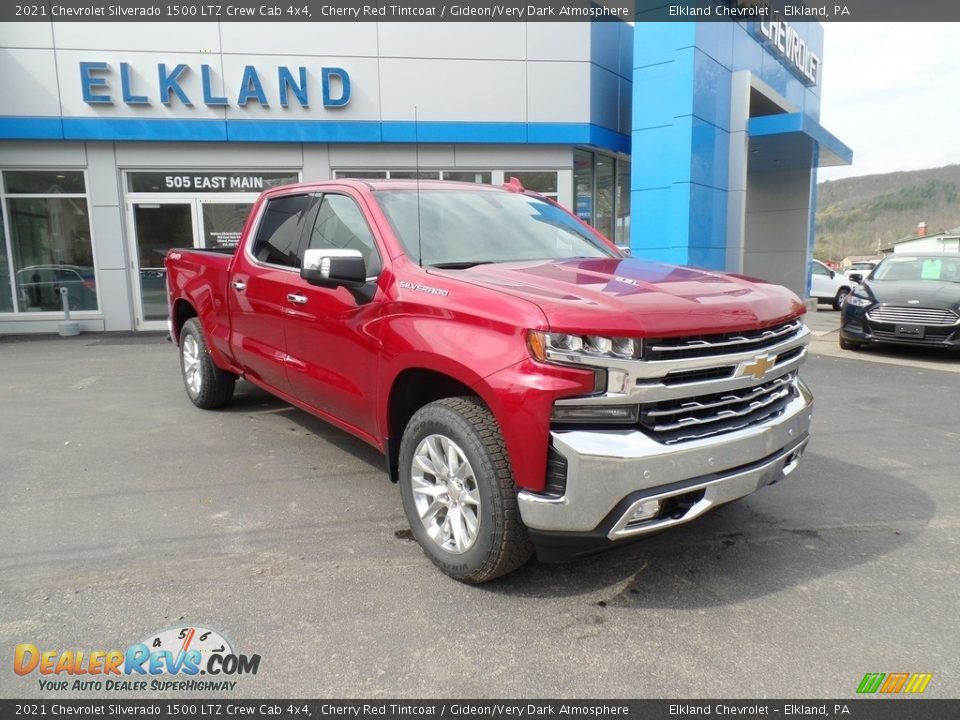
left=833, top=287, right=851, bottom=311
left=398, top=396, right=534, bottom=583
left=839, top=335, right=862, bottom=351
left=179, top=318, right=235, bottom=409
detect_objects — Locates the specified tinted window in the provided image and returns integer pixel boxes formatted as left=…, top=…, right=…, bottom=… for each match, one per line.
left=811, top=262, right=829, bottom=276
left=251, top=194, right=313, bottom=268
left=307, top=194, right=381, bottom=275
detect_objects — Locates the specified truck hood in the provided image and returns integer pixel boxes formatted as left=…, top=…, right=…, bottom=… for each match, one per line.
left=431, top=257, right=804, bottom=337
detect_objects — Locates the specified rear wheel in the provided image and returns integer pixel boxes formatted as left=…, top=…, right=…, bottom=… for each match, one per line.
left=398, top=397, right=533, bottom=583
left=179, top=318, right=235, bottom=409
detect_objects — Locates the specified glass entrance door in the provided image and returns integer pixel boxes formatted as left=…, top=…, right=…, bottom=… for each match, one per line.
left=127, top=198, right=257, bottom=330
left=199, top=200, right=254, bottom=251
left=130, top=201, right=197, bottom=330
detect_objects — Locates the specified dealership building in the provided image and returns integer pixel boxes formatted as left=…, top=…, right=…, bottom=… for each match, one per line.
left=0, top=19, right=849, bottom=334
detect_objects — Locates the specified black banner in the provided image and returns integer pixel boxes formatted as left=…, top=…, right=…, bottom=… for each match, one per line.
left=1, top=700, right=958, bottom=720
left=2, top=0, right=959, bottom=23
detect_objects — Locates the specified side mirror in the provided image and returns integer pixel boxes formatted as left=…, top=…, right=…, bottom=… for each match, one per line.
left=849, top=272, right=863, bottom=284
left=828, top=269, right=836, bottom=279
left=301, top=248, right=367, bottom=289
left=620, top=247, right=633, bottom=258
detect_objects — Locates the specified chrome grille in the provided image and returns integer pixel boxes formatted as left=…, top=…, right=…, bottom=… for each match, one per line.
left=638, top=374, right=797, bottom=445
left=643, top=320, right=804, bottom=361
left=866, top=306, right=960, bottom=326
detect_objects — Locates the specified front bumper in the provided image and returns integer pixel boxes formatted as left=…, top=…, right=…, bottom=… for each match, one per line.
left=517, top=378, right=814, bottom=557
left=841, top=304, right=960, bottom=349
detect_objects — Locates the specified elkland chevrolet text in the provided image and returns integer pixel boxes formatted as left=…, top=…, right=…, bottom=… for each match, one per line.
left=165, top=179, right=814, bottom=583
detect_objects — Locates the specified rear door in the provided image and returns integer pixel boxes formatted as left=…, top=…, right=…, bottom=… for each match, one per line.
left=228, top=193, right=318, bottom=395
left=810, top=261, right=833, bottom=300
left=282, top=191, right=385, bottom=440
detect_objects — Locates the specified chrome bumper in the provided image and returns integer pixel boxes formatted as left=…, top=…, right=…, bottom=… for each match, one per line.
left=518, top=378, right=814, bottom=538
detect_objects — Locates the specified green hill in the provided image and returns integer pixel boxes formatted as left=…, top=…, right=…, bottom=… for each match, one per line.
left=815, top=164, right=960, bottom=261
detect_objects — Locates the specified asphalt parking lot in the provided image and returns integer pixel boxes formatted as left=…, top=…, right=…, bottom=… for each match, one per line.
left=1, top=317, right=958, bottom=699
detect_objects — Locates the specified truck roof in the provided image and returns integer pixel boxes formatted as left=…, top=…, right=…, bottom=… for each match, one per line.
left=268, top=178, right=528, bottom=195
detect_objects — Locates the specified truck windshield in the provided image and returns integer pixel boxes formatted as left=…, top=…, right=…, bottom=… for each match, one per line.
left=375, top=189, right=617, bottom=267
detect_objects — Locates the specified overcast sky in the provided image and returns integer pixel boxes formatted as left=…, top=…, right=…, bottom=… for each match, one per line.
left=817, top=23, right=960, bottom=181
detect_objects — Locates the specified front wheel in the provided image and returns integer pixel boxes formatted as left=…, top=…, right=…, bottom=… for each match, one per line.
left=398, top=397, right=534, bottom=583
left=179, top=318, right=236, bottom=409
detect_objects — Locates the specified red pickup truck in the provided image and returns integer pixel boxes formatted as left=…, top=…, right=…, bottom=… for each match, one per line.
left=165, top=179, right=813, bottom=583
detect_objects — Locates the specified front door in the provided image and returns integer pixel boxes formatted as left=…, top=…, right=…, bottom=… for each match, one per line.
left=283, top=191, right=384, bottom=440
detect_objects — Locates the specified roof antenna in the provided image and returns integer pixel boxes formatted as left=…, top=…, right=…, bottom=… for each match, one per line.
left=414, top=105, right=423, bottom=268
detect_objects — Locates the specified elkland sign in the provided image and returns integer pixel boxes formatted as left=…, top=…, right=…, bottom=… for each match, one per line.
left=79, top=61, right=352, bottom=108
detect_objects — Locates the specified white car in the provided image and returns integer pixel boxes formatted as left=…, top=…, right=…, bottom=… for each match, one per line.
left=842, top=260, right=879, bottom=284
left=810, top=259, right=854, bottom=310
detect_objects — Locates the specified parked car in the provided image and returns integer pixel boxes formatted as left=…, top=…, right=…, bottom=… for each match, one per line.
left=839, top=252, right=960, bottom=351
left=165, top=179, right=813, bottom=583
left=810, top=259, right=854, bottom=310
left=843, top=260, right=880, bottom=284
left=16, top=264, right=98, bottom=311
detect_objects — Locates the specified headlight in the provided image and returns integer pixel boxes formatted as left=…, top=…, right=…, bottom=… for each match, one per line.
left=528, top=331, right=640, bottom=362
left=845, top=292, right=872, bottom=308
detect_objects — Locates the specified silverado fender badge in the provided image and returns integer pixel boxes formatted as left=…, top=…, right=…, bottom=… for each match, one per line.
left=737, top=353, right=776, bottom=380
left=399, top=281, right=449, bottom=297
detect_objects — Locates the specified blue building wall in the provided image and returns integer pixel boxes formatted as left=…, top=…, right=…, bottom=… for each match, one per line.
left=630, top=22, right=827, bottom=272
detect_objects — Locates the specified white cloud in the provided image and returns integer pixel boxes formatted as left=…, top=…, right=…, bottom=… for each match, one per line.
left=818, top=22, right=960, bottom=180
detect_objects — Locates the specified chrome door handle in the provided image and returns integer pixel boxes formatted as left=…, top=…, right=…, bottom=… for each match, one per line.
left=286, top=293, right=308, bottom=305
left=231, top=281, right=246, bottom=291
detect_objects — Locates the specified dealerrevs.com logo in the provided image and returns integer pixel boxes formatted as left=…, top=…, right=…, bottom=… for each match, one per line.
left=856, top=672, right=933, bottom=694
left=14, top=626, right=260, bottom=692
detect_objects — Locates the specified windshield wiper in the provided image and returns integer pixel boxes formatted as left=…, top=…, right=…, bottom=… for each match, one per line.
left=429, top=261, right=495, bottom=269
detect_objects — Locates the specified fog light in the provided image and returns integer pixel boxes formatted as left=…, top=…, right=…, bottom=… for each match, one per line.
left=551, top=404, right=639, bottom=424
left=628, top=499, right=661, bottom=523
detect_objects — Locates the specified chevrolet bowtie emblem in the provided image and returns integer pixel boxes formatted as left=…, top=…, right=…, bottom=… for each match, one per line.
left=739, top=354, right=775, bottom=380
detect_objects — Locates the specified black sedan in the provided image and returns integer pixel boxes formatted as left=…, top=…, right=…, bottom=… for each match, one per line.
left=839, top=252, right=960, bottom=351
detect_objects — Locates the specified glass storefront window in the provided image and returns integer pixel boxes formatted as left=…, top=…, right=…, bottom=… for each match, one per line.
left=0, top=204, right=13, bottom=312
left=2, top=170, right=97, bottom=313
left=503, top=171, right=558, bottom=197
left=335, top=171, right=388, bottom=179
left=202, top=202, right=253, bottom=250
left=572, top=151, right=631, bottom=248
left=615, top=159, right=631, bottom=247
left=336, top=170, right=494, bottom=184
left=5, top=170, right=86, bottom=195
left=388, top=171, right=441, bottom=180
left=573, top=150, right=594, bottom=223
left=594, top=154, right=615, bottom=241
left=442, top=171, right=492, bottom=184
left=7, top=196, right=97, bottom=312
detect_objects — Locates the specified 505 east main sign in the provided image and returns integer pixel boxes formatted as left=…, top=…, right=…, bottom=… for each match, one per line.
left=79, top=61, right=351, bottom=108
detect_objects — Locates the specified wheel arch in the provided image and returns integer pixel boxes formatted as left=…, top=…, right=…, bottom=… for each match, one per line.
left=171, top=298, right=198, bottom=345
left=383, top=366, right=491, bottom=484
